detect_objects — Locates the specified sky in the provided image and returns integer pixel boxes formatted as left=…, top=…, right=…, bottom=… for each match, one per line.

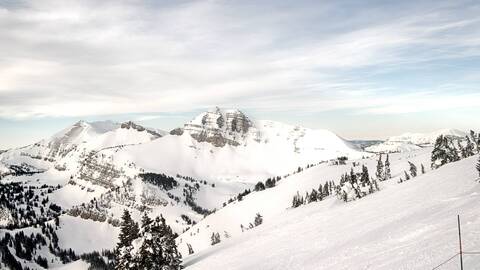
left=1, top=0, right=480, bottom=148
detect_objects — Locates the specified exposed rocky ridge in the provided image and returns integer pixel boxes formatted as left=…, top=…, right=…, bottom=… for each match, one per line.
left=120, top=121, right=163, bottom=139
left=173, top=107, right=256, bottom=147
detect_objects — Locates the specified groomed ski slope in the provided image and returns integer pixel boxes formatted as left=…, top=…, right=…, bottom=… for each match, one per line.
left=183, top=155, right=480, bottom=270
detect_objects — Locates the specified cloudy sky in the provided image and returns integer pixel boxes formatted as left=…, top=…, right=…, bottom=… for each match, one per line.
left=1, top=0, right=480, bottom=148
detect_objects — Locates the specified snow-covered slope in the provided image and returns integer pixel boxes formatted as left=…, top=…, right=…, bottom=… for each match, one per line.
left=176, top=148, right=433, bottom=257
left=182, top=154, right=480, bottom=270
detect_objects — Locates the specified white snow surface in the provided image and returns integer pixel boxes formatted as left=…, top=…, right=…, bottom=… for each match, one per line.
left=177, top=148, right=433, bottom=257
left=183, top=154, right=480, bottom=270
left=57, top=215, right=120, bottom=254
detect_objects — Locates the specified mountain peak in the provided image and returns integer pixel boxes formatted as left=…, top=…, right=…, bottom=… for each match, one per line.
left=176, top=107, right=253, bottom=147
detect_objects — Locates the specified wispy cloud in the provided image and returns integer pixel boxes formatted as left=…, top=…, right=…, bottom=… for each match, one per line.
left=0, top=0, right=479, bottom=119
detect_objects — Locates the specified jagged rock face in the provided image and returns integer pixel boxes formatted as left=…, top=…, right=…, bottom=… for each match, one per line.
left=121, top=121, right=163, bottom=138
left=180, top=108, right=253, bottom=147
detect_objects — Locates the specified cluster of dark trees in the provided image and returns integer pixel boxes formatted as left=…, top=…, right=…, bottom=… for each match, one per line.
left=0, top=164, right=45, bottom=179
left=225, top=162, right=327, bottom=208
left=476, top=155, right=480, bottom=177
left=254, top=176, right=282, bottom=192
left=115, top=210, right=181, bottom=270
left=0, top=221, right=77, bottom=269
left=80, top=250, right=115, bottom=270
left=0, top=182, right=62, bottom=229
left=182, top=182, right=212, bottom=216
left=291, top=181, right=335, bottom=208
left=139, top=173, right=179, bottom=191
left=335, top=165, right=379, bottom=202
left=431, top=132, right=480, bottom=170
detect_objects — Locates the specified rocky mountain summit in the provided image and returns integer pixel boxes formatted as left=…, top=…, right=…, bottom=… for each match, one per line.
left=171, top=107, right=255, bottom=147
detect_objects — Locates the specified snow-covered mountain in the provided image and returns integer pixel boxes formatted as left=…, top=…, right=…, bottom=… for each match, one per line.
left=365, top=128, right=468, bottom=153
left=0, top=107, right=368, bottom=268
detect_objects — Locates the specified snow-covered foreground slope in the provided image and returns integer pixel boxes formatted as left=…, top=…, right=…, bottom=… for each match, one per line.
left=177, top=148, right=432, bottom=256
left=183, top=155, right=480, bottom=270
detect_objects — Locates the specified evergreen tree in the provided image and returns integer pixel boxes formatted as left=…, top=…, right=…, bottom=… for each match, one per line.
left=384, top=154, right=391, bottom=180
left=464, top=136, right=475, bottom=157
left=291, top=192, right=304, bottom=208
left=404, top=171, right=410, bottom=181
left=187, top=243, right=194, bottom=255
left=421, top=164, right=426, bottom=174
left=476, top=155, right=480, bottom=177
left=141, top=212, right=153, bottom=230
left=308, top=189, right=318, bottom=203
left=318, top=184, right=323, bottom=199
left=115, top=210, right=139, bottom=270
left=360, top=165, right=369, bottom=186
left=254, top=213, right=263, bottom=226
left=375, top=154, right=384, bottom=181
left=447, top=139, right=460, bottom=163
left=431, top=135, right=460, bottom=169
left=408, top=162, right=417, bottom=178
left=117, top=210, right=139, bottom=249
left=155, top=216, right=182, bottom=269
left=457, top=140, right=466, bottom=159
left=210, top=232, right=221, bottom=246
left=254, top=181, right=265, bottom=192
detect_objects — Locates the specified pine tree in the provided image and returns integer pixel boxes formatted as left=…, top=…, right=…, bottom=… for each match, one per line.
left=318, top=184, right=323, bottom=200
left=421, top=164, right=426, bottom=174
left=384, top=154, right=391, bottom=180
left=323, top=182, right=329, bottom=197
left=360, top=165, right=369, bottom=186
left=117, top=210, right=139, bottom=249
left=431, top=135, right=449, bottom=169
left=291, top=192, right=304, bottom=208
left=187, top=243, right=194, bottom=255
left=457, top=140, right=466, bottom=159
left=404, top=171, right=410, bottom=181
left=156, top=216, right=182, bottom=269
left=476, top=155, right=480, bottom=178
left=447, top=139, right=460, bottom=163
left=464, top=136, right=475, bottom=157
left=376, top=154, right=384, bottom=181
left=210, top=232, right=221, bottom=246
left=308, top=189, right=318, bottom=203
left=141, top=212, right=153, bottom=230
left=115, top=209, right=139, bottom=270
left=136, top=212, right=155, bottom=269
left=408, top=162, right=417, bottom=178
left=254, top=213, right=263, bottom=226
